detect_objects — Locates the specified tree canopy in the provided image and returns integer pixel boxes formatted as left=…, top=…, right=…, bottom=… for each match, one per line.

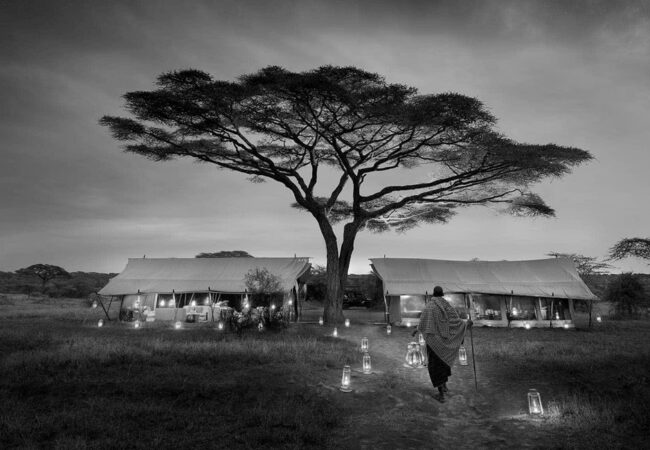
left=195, top=250, right=253, bottom=258
left=15, top=264, right=70, bottom=288
left=608, top=238, right=650, bottom=262
left=102, top=65, right=593, bottom=322
left=546, top=252, right=611, bottom=276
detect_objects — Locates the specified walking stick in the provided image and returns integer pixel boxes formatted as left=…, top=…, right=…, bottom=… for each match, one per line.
left=466, top=295, right=478, bottom=392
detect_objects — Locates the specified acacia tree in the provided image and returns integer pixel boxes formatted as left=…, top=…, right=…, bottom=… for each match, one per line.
left=546, top=252, right=612, bottom=277
left=15, top=264, right=70, bottom=291
left=608, top=238, right=650, bottom=262
left=196, top=250, right=253, bottom=258
left=101, top=66, right=592, bottom=323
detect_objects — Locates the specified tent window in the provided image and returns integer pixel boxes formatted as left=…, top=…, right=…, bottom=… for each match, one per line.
left=540, top=298, right=570, bottom=320
left=508, top=297, right=537, bottom=320
left=400, top=295, right=425, bottom=318
left=157, top=294, right=175, bottom=308
left=472, top=295, right=502, bottom=320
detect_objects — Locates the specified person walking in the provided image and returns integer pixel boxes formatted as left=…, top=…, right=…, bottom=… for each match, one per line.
left=413, top=286, right=472, bottom=403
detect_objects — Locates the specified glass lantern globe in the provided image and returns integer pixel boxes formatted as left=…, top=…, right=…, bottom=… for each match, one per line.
left=217, top=320, right=224, bottom=331
left=524, top=322, right=531, bottom=330
left=386, top=324, right=392, bottom=335
left=418, top=333, right=425, bottom=346
left=344, top=318, right=350, bottom=327
left=97, top=319, right=104, bottom=328
left=91, top=301, right=98, bottom=309
left=458, top=345, right=468, bottom=366
left=332, top=327, right=338, bottom=338
left=405, top=342, right=423, bottom=368
left=318, top=316, right=324, bottom=326
left=362, top=353, right=372, bottom=374
left=174, top=321, right=182, bottom=330
left=563, top=323, right=570, bottom=329
left=360, top=337, right=369, bottom=352
left=340, top=365, right=352, bottom=392
left=528, top=389, right=544, bottom=415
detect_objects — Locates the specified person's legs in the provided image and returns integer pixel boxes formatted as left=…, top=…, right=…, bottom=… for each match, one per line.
left=426, top=345, right=451, bottom=402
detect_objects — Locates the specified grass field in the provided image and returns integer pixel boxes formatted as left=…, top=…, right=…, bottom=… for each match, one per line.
left=1, top=295, right=648, bottom=449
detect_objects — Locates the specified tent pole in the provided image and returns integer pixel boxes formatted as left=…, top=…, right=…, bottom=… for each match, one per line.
left=383, top=290, right=390, bottom=324
left=466, top=294, right=478, bottom=392
left=588, top=300, right=593, bottom=329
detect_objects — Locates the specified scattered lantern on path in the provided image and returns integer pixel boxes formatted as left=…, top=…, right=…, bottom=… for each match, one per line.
left=415, top=343, right=425, bottom=368
left=318, top=316, right=324, bottom=326
left=524, top=322, right=531, bottom=330
left=362, top=353, right=372, bottom=374
left=258, top=322, right=264, bottom=332
left=97, top=319, right=104, bottom=328
left=459, top=345, right=468, bottom=366
left=563, top=323, right=570, bottom=329
left=174, top=321, right=182, bottom=330
left=418, top=333, right=425, bottom=346
left=405, top=320, right=412, bottom=327
left=217, top=321, right=224, bottom=331
left=361, top=337, right=369, bottom=352
left=340, top=365, right=352, bottom=392
left=345, top=318, right=350, bottom=327
left=332, top=327, right=338, bottom=338
left=386, top=324, right=392, bottom=335
left=528, top=389, right=544, bottom=415
left=405, top=342, right=423, bottom=368
left=91, top=301, right=98, bottom=309
left=596, top=316, right=602, bottom=323
left=555, top=311, right=560, bottom=320
left=134, top=321, right=141, bottom=329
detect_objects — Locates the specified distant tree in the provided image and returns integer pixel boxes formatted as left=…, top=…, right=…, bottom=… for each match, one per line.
left=604, top=272, right=648, bottom=317
left=15, top=264, right=70, bottom=292
left=547, top=252, right=612, bottom=276
left=196, top=250, right=253, bottom=258
left=102, top=65, right=592, bottom=323
left=608, top=238, right=650, bottom=263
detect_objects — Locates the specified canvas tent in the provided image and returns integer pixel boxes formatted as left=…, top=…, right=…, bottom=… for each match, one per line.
left=99, top=257, right=311, bottom=322
left=370, top=258, right=598, bottom=328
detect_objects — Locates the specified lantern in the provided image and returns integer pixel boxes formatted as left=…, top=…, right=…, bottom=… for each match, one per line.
left=345, top=318, right=350, bottom=327
left=405, top=342, right=423, bottom=368
left=97, top=319, right=104, bottom=328
left=332, top=327, right=338, bottom=338
left=362, top=353, right=372, bottom=374
left=360, top=337, right=369, bottom=352
left=527, top=389, right=544, bottom=415
left=288, top=299, right=293, bottom=306
left=217, top=320, right=224, bottom=331
left=271, top=304, right=276, bottom=311
left=91, top=301, right=98, bottom=309
left=524, top=322, right=531, bottom=330
left=458, top=345, right=468, bottom=366
left=174, top=321, right=182, bottom=329
left=160, top=300, right=166, bottom=307
left=258, top=321, right=264, bottom=332
left=405, top=320, right=412, bottom=327
left=190, top=300, right=196, bottom=307
left=318, top=316, right=324, bottom=326
left=596, top=315, right=602, bottom=323
left=563, top=323, right=569, bottom=329
left=555, top=311, right=560, bottom=320
left=415, top=343, right=426, bottom=368
left=512, top=307, right=518, bottom=317
left=134, top=321, right=141, bottom=329
left=418, top=333, right=425, bottom=346
left=386, top=324, right=392, bottom=335
left=340, top=365, right=352, bottom=392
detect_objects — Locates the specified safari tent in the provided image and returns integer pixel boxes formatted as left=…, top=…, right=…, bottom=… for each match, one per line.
left=370, top=258, right=598, bottom=328
left=98, top=257, right=311, bottom=322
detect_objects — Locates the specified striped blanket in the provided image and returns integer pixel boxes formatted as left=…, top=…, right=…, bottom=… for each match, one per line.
left=417, top=296, right=468, bottom=367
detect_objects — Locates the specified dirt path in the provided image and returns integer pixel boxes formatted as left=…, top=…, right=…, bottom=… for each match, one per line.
left=299, top=311, right=562, bottom=449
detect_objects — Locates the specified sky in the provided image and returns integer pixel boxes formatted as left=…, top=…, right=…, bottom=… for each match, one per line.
left=1, top=0, right=649, bottom=275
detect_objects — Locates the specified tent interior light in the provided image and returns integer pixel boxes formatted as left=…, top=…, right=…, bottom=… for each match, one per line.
left=345, top=319, right=350, bottom=327
left=318, top=316, right=324, bottom=326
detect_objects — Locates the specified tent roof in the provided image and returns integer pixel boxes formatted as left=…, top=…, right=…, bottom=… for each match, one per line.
left=370, top=257, right=598, bottom=300
left=99, top=257, right=311, bottom=296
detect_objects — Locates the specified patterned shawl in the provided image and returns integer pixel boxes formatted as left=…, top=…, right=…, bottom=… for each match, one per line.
left=417, top=296, right=468, bottom=367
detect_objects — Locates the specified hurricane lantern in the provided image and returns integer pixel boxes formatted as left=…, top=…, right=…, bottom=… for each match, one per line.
left=332, top=327, right=338, bottom=338
left=527, top=389, right=544, bottom=415
left=345, top=318, right=350, bottom=327
left=361, top=337, right=369, bottom=352
left=418, top=333, right=425, bottom=346
left=318, top=316, right=324, bottom=326
left=174, top=321, right=182, bottom=330
left=134, top=321, right=141, bottom=329
left=596, top=316, right=602, bottom=322
left=217, top=321, right=224, bottom=331
left=524, top=322, right=531, bottom=330
left=258, top=322, right=264, bottom=332
left=91, top=301, right=98, bottom=309
left=405, top=342, right=423, bottom=368
left=362, top=353, right=372, bottom=374
left=459, top=345, right=468, bottom=366
left=271, top=304, right=276, bottom=310
left=386, top=324, right=392, bottom=335
left=190, top=300, right=196, bottom=307
left=97, top=319, right=104, bottom=328
left=563, top=323, right=570, bottom=329
left=340, top=365, right=352, bottom=392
